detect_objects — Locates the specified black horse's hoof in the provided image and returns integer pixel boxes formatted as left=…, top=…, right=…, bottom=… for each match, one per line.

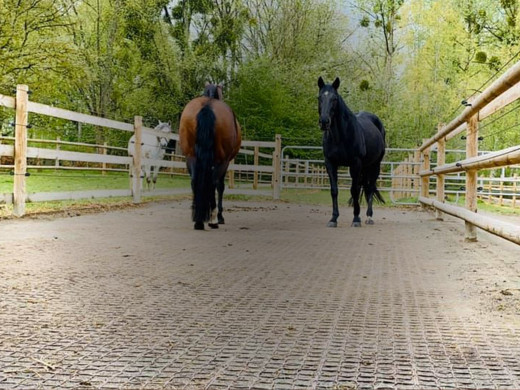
left=351, top=221, right=362, bottom=227
left=365, top=218, right=374, bottom=225
left=218, top=217, right=225, bottom=224
left=194, top=222, right=204, bottom=230
left=208, top=223, right=219, bottom=229
left=327, top=221, right=337, bottom=228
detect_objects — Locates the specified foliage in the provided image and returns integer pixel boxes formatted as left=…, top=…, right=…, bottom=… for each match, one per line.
left=1, top=0, right=520, bottom=155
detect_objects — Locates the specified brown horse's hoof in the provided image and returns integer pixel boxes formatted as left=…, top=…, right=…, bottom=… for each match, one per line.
left=194, top=222, right=205, bottom=230
left=208, top=223, right=219, bottom=229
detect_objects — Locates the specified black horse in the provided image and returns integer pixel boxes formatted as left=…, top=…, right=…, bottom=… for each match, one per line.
left=203, top=82, right=223, bottom=100
left=317, top=76, right=386, bottom=227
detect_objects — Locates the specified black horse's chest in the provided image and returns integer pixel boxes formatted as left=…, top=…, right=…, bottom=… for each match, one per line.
left=323, top=137, right=356, bottom=166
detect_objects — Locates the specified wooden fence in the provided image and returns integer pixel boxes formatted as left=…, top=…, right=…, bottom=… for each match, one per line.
left=0, top=85, right=282, bottom=217
left=415, top=60, right=520, bottom=245
left=280, top=146, right=420, bottom=205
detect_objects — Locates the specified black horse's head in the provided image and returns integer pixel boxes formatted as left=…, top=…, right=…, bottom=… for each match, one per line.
left=317, top=76, right=341, bottom=132
left=203, top=82, right=223, bottom=100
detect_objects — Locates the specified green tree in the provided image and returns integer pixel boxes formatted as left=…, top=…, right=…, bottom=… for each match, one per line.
left=0, top=0, right=78, bottom=131
left=231, top=0, right=349, bottom=147
left=65, top=0, right=182, bottom=146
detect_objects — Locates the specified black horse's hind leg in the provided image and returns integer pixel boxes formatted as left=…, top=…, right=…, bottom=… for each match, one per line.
left=364, top=163, right=382, bottom=225
left=325, top=160, right=339, bottom=227
left=364, top=183, right=375, bottom=225
left=350, top=162, right=362, bottom=227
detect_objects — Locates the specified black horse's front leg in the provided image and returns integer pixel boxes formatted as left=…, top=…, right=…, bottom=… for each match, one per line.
left=325, top=161, right=339, bottom=227
left=350, top=162, right=362, bottom=227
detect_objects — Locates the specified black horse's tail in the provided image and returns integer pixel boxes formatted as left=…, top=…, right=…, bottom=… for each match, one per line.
left=362, top=169, right=385, bottom=205
left=193, top=104, right=215, bottom=223
left=348, top=187, right=385, bottom=206
left=370, top=187, right=385, bottom=204
left=349, top=171, right=385, bottom=206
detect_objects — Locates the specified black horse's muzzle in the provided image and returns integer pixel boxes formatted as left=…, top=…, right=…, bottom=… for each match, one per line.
left=319, top=117, right=331, bottom=131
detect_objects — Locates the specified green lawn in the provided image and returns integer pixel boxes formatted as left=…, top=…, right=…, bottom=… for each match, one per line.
left=0, top=170, right=190, bottom=193
left=2, top=170, right=520, bottom=217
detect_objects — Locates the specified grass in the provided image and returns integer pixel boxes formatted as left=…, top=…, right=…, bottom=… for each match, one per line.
left=2, top=169, right=520, bottom=218
left=281, top=188, right=392, bottom=206
left=0, top=169, right=192, bottom=218
left=444, top=194, right=520, bottom=216
left=0, top=170, right=191, bottom=193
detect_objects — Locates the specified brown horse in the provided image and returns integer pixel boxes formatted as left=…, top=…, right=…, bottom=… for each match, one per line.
left=179, top=90, right=241, bottom=230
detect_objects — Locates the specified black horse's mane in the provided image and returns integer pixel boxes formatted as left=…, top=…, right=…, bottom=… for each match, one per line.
left=327, top=91, right=366, bottom=158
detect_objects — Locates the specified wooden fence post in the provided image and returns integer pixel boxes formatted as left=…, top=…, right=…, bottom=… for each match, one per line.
left=132, top=116, right=142, bottom=204
left=253, top=146, right=259, bottom=190
left=465, top=114, right=479, bottom=241
left=436, top=127, right=446, bottom=220
left=55, top=136, right=60, bottom=168
left=102, top=141, right=108, bottom=175
left=513, top=174, right=518, bottom=208
left=413, top=149, right=421, bottom=198
left=421, top=139, right=431, bottom=207
left=272, top=134, right=282, bottom=200
left=13, top=84, right=29, bottom=217
left=228, top=159, right=235, bottom=189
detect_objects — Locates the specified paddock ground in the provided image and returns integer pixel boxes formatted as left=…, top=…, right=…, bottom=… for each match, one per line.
left=1, top=199, right=520, bottom=389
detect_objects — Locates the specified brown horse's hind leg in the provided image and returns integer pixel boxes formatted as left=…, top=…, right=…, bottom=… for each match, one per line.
left=208, top=183, right=219, bottom=229
left=216, top=177, right=225, bottom=224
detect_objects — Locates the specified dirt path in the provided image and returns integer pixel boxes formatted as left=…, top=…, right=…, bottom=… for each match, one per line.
left=1, top=200, right=520, bottom=389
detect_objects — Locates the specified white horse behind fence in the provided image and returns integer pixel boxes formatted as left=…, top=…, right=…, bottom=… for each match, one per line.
left=128, top=121, right=173, bottom=190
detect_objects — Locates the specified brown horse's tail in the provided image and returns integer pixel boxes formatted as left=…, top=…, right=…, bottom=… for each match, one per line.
left=193, top=104, right=215, bottom=223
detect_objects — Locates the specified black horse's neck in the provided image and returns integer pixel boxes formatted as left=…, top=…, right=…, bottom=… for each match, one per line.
left=323, top=94, right=366, bottom=160
left=325, top=96, right=356, bottom=142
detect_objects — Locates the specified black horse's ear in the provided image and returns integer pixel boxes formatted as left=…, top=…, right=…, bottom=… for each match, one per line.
left=318, top=76, right=325, bottom=89
left=332, top=77, right=340, bottom=90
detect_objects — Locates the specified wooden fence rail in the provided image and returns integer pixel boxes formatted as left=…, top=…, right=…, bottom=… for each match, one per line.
left=0, top=84, right=281, bottom=216
left=415, top=60, right=520, bottom=245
